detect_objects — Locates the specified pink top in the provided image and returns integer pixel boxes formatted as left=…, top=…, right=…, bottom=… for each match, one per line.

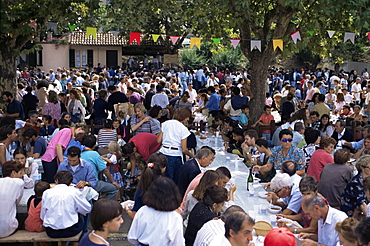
left=41, top=128, right=72, bottom=162
left=42, top=102, right=62, bottom=121
left=180, top=172, right=204, bottom=209
left=25, top=199, right=44, bottom=232
left=307, top=149, right=334, bottom=181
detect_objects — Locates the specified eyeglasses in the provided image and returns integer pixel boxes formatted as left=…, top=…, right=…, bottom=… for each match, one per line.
left=281, top=139, right=293, bottom=143
left=274, top=187, right=283, bottom=195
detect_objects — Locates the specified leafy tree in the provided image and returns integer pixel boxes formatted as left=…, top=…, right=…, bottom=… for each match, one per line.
left=211, top=48, right=245, bottom=71
left=0, top=0, right=99, bottom=96
left=179, top=49, right=207, bottom=70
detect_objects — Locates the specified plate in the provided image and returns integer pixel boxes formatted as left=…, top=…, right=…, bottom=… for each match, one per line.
left=259, top=191, right=268, bottom=199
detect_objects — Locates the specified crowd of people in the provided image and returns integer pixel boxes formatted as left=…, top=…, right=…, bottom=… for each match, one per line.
left=0, top=63, right=370, bottom=245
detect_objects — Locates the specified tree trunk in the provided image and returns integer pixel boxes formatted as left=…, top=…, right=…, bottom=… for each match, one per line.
left=0, top=44, right=17, bottom=109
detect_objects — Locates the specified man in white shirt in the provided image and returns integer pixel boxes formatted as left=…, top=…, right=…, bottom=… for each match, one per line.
left=209, top=211, right=254, bottom=246
left=194, top=205, right=245, bottom=246
left=186, top=84, right=197, bottom=104
left=299, top=195, right=347, bottom=246
left=351, top=77, right=362, bottom=105
left=41, top=170, right=91, bottom=238
left=151, top=84, right=169, bottom=119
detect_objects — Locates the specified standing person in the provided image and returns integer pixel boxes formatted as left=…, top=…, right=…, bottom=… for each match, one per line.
left=36, top=80, right=49, bottom=108
left=22, top=86, right=39, bottom=119
left=0, top=161, right=25, bottom=238
left=197, top=86, right=221, bottom=123
left=93, top=89, right=110, bottom=126
left=107, top=85, right=129, bottom=118
left=151, top=84, right=169, bottom=120
left=67, top=89, right=85, bottom=123
left=79, top=199, right=124, bottom=245
left=128, top=177, right=185, bottom=246
left=42, top=90, right=62, bottom=123
left=1, top=91, right=25, bottom=120
left=157, top=107, right=195, bottom=183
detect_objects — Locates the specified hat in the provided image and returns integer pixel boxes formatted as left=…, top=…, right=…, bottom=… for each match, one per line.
left=264, top=228, right=296, bottom=246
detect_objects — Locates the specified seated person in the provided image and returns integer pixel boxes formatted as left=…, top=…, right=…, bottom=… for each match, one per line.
left=23, top=110, right=41, bottom=132
left=25, top=181, right=50, bottom=232
left=0, top=161, right=25, bottom=238
left=13, top=147, right=39, bottom=189
left=23, top=127, right=47, bottom=159
left=40, top=115, right=55, bottom=138
left=254, top=138, right=276, bottom=182
left=251, top=105, right=274, bottom=140
left=267, top=172, right=302, bottom=215
left=225, top=128, right=244, bottom=157
left=41, top=171, right=91, bottom=238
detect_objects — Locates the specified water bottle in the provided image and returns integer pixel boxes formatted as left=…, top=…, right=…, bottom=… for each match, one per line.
left=225, top=156, right=230, bottom=166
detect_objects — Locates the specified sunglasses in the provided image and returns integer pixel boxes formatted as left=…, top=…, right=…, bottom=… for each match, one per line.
left=281, top=139, right=293, bottom=143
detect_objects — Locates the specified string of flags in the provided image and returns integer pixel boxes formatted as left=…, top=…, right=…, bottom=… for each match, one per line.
left=24, top=21, right=370, bottom=51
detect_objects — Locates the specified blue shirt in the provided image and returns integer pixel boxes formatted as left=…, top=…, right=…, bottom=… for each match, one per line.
left=34, top=137, right=47, bottom=156
left=269, top=146, right=305, bottom=170
left=81, top=150, right=107, bottom=180
left=57, top=159, right=97, bottom=188
left=40, top=125, right=55, bottom=137
left=239, top=113, right=249, bottom=125
left=63, top=138, right=86, bottom=159
left=205, top=93, right=220, bottom=111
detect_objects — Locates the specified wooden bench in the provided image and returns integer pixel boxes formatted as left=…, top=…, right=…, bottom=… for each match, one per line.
left=0, top=230, right=81, bottom=246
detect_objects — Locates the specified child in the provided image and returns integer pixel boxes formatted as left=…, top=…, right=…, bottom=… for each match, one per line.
left=40, top=115, right=55, bottom=139
left=13, top=147, right=39, bottom=189
left=112, top=118, right=126, bottom=146
left=364, top=176, right=370, bottom=217
left=101, top=141, right=124, bottom=198
left=25, top=181, right=50, bottom=232
left=79, top=199, right=124, bottom=245
left=252, top=105, right=275, bottom=140
left=239, top=104, right=249, bottom=127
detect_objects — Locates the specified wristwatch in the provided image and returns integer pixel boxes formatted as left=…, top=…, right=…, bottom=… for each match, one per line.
left=85, top=181, right=89, bottom=186
left=294, top=228, right=298, bottom=234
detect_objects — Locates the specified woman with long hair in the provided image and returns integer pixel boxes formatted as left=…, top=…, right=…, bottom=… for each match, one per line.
left=67, top=89, right=85, bottom=123
left=130, top=103, right=161, bottom=136
left=174, top=91, right=192, bottom=110
left=41, top=90, right=62, bottom=123
left=318, top=114, right=335, bottom=137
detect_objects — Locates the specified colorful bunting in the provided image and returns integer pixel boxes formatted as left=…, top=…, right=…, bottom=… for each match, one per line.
left=47, top=21, right=58, bottom=33
left=152, top=34, right=160, bottom=42
left=28, top=21, right=37, bottom=31
left=230, top=39, right=240, bottom=49
left=308, top=30, right=314, bottom=36
left=290, top=31, right=301, bottom=44
left=170, top=36, right=180, bottom=45
left=129, top=32, right=141, bottom=45
left=344, top=32, right=355, bottom=44
left=273, top=39, right=283, bottom=51
left=68, top=25, right=77, bottom=32
left=250, top=40, right=261, bottom=52
left=86, top=27, right=97, bottom=39
left=190, top=37, right=201, bottom=49
left=327, top=30, right=335, bottom=38
left=212, top=38, right=221, bottom=45
left=110, top=31, right=119, bottom=36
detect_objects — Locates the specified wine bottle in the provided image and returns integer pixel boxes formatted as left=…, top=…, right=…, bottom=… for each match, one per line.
left=247, top=164, right=254, bottom=191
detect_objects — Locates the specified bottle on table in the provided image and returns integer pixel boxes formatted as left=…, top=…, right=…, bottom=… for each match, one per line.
left=247, top=164, right=254, bottom=191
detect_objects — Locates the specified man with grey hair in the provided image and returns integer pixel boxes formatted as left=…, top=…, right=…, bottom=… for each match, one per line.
left=298, top=194, right=347, bottom=246
left=177, top=147, right=216, bottom=197
left=267, top=172, right=302, bottom=215
left=208, top=211, right=255, bottom=246
left=194, top=205, right=246, bottom=246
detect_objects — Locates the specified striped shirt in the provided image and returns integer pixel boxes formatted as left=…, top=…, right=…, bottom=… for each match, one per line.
left=97, top=129, right=117, bottom=148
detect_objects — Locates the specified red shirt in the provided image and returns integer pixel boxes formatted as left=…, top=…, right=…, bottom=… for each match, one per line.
left=129, top=132, right=161, bottom=162
left=259, top=113, right=274, bottom=134
left=307, top=149, right=334, bottom=181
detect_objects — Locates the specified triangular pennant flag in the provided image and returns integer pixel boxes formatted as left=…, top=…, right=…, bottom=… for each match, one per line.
left=69, top=25, right=77, bottom=31
left=273, top=39, right=283, bottom=51
left=368, top=33, right=370, bottom=41
left=290, top=31, right=301, bottom=44
left=86, top=27, right=97, bottom=39
left=28, top=21, right=37, bottom=31
left=344, top=32, right=355, bottom=44
left=152, top=34, right=160, bottom=42
left=250, top=40, right=261, bottom=52
left=190, top=37, right=201, bottom=49
left=212, top=38, right=221, bottom=45
left=47, top=21, right=58, bottom=33
left=230, top=39, right=240, bottom=49
left=110, top=31, right=119, bottom=36
left=170, top=36, right=180, bottom=45
left=327, top=30, right=335, bottom=38
left=129, top=32, right=141, bottom=45
left=308, top=30, right=314, bottom=36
